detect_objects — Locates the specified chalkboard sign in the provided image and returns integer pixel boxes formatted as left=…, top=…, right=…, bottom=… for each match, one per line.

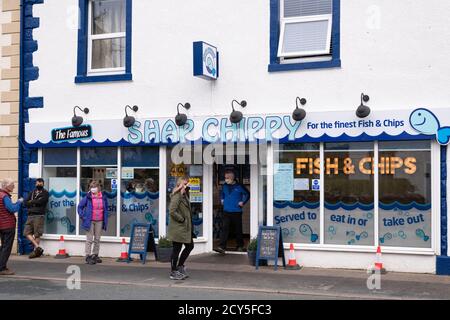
left=255, top=226, right=286, bottom=270
left=127, top=223, right=151, bottom=264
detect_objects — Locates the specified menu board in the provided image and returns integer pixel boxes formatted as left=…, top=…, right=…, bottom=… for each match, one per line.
left=128, top=223, right=151, bottom=264
left=256, top=226, right=286, bottom=270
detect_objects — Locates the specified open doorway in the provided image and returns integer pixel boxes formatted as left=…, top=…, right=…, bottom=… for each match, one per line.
left=213, top=162, right=251, bottom=253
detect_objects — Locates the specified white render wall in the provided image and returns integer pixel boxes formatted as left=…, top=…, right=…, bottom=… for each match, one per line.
left=29, top=0, right=450, bottom=123
left=40, top=239, right=435, bottom=273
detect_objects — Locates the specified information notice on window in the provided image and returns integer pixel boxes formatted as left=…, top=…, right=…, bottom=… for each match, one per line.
left=274, top=163, right=294, bottom=201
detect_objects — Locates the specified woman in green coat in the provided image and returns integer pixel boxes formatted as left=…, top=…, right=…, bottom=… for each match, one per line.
left=167, top=176, right=194, bottom=280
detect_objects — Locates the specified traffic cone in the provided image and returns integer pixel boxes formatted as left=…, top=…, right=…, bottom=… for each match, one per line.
left=55, top=235, right=69, bottom=259
left=116, top=238, right=129, bottom=262
left=369, top=246, right=387, bottom=274
left=286, top=243, right=302, bottom=270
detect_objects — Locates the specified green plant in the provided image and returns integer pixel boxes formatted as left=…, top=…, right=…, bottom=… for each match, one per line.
left=247, top=237, right=258, bottom=251
left=158, top=236, right=173, bottom=248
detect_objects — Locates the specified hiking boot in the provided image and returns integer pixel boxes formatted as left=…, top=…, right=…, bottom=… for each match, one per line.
left=213, top=247, right=226, bottom=254
left=85, top=255, right=96, bottom=265
left=0, top=269, right=15, bottom=275
left=178, top=265, right=189, bottom=278
left=35, top=247, right=44, bottom=258
left=92, top=254, right=102, bottom=263
left=28, top=249, right=38, bottom=259
left=170, top=271, right=186, bottom=280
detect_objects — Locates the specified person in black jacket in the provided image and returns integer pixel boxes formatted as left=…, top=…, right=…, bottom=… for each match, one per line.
left=24, top=178, right=49, bottom=259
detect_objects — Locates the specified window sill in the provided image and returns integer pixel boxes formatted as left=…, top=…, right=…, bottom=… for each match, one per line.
left=75, top=73, right=133, bottom=84
left=268, top=59, right=341, bottom=72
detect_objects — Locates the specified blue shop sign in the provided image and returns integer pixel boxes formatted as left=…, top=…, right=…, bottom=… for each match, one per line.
left=193, top=41, right=219, bottom=80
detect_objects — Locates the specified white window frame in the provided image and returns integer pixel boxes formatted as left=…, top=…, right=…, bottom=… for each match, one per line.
left=278, top=0, right=333, bottom=58
left=87, top=0, right=126, bottom=75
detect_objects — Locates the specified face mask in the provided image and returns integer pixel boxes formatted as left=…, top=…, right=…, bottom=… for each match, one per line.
left=36, top=185, right=43, bottom=191
left=90, top=187, right=98, bottom=194
left=225, top=179, right=233, bottom=185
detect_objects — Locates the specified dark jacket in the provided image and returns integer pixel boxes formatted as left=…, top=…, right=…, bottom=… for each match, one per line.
left=221, top=182, right=250, bottom=213
left=77, top=192, right=108, bottom=231
left=167, top=191, right=192, bottom=244
left=25, top=188, right=49, bottom=216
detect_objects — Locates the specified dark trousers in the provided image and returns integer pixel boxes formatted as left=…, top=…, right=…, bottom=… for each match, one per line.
left=0, top=228, right=15, bottom=271
left=220, top=212, right=243, bottom=249
left=171, top=241, right=194, bottom=271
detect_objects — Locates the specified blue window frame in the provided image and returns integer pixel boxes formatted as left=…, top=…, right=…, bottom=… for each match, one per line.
left=268, top=0, right=341, bottom=72
left=75, top=0, right=132, bottom=83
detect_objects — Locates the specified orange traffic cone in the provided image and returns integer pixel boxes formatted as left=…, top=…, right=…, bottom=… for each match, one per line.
left=370, top=246, right=386, bottom=274
left=55, top=235, right=69, bottom=259
left=116, top=238, right=129, bottom=262
left=286, top=243, right=302, bottom=270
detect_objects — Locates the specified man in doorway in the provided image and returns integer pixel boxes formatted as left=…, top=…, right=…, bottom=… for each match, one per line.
left=24, top=178, right=49, bottom=259
left=215, top=170, right=250, bottom=254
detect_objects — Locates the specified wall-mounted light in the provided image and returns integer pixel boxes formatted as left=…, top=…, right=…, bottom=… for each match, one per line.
left=175, top=102, right=191, bottom=126
left=123, top=105, right=139, bottom=128
left=72, top=106, right=89, bottom=127
left=356, top=93, right=371, bottom=118
left=292, top=97, right=307, bottom=122
left=230, top=99, right=247, bottom=124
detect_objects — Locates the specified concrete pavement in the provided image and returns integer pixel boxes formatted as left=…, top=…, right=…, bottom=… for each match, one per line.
left=0, top=253, right=449, bottom=300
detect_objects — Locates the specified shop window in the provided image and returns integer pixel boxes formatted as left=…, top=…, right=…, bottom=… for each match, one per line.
left=324, top=142, right=374, bottom=246
left=80, top=147, right=118, bottom=236
left=378, top=141, right=432, bottom=248
left=75, top=0, right=132, bottom=83
left=120, top=147, right=159, bottom=238
left=42, top=148, right=77, bottom=235
left=269, top=0, right=341, bottom=72
left=167, top=147, right=204, bottom=238
left=273, top=143, right=321, bottom=244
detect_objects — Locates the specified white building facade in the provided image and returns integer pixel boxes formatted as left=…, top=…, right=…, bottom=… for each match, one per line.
left=19, top=0, right=450, bottom=274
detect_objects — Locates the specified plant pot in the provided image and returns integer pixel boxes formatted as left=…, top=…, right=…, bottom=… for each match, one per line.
left=156, top=246, right=172, bottom=262
left=247, top=250, right=267, bottom=266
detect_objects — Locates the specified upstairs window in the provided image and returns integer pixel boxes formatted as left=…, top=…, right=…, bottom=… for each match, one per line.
left=278, top=0, right=333, bottom=59
left=88, top=0, right=126, bottom=73
left=76, top=0, right=132, bottom=83
left=269, top=0, right=341, bottom=72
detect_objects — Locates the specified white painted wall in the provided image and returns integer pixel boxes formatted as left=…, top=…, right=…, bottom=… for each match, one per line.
left=40, top=238, right=435, bottom=273
left=29, top=0, right=450, bottom=123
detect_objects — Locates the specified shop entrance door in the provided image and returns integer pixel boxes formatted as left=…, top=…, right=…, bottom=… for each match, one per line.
left=212, top=162, right=251, bottom=253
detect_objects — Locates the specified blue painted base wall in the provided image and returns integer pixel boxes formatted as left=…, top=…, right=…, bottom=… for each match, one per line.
left=436, top=256, right=450, bottom=275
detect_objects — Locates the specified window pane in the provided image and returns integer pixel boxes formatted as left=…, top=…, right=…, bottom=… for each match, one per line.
left=284, top=0, right=332, bottom=18
left=120, top=147, right=159, bottom=238
left=122, top=147, right=159, bottom=168
left=80, top=147, right=118, bottom=237
left=274, top=143, right=321, bottom=244
left=378, top=141, right=432, bottom=248
left=81, top=147, right=117, bottom=166
left=282, top=20, right=330, bottom=54
left=43, top=165, right=77, bottom=236
left=91, top=37, right=125, bottom=70
left=43, top=148, right=77, bottom=166
left=167, top=147, right=204, bottom=238
left=324, top=143, right=375, bottom=246
left=91, top=0, right=125, bottom=34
